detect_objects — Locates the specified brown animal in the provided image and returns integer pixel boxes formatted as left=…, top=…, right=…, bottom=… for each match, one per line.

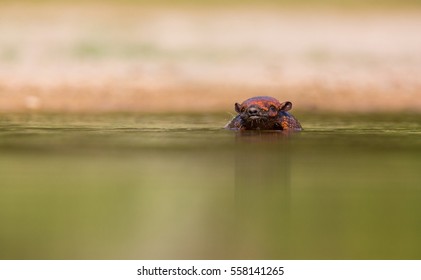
left=225, top=96, right=302, bottom=131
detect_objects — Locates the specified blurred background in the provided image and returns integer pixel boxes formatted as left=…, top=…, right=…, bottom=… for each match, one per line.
left=1, top=0, right=421, bottom=260
left=1, top=0, right=421, bottom=113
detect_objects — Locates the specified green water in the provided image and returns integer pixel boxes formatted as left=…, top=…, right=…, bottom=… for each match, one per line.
left=0, top=113, right=420, bottom=259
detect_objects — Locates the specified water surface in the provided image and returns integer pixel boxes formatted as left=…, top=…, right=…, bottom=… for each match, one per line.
left=0, top=113, right=420, bottom=259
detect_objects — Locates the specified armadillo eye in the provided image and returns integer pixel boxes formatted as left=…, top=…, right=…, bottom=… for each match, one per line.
left=241, top=107, right=246, bottom=113
left=269, top=105, right=277, bottom=112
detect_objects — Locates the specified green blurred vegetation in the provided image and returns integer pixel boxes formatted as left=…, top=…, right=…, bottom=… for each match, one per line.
left=0, top=46, right=19, bottom=63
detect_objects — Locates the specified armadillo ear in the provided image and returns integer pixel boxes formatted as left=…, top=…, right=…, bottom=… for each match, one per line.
left=280, top=101, right=292, bottom=111
left=235, top=103, right=241, bottom=113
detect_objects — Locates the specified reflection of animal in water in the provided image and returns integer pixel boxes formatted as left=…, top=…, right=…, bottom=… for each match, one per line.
left=233, top=132, right=291, bottom=258
left=225, top=96, right=302, bottom=131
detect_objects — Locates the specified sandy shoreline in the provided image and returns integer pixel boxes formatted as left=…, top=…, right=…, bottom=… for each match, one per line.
left=1, top=5, right=420, bottom=113
left=2, top=83, right=420, bottom=113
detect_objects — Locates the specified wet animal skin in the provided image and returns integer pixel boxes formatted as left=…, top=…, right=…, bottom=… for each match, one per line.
left=225, top=96, right=302, bottom=131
